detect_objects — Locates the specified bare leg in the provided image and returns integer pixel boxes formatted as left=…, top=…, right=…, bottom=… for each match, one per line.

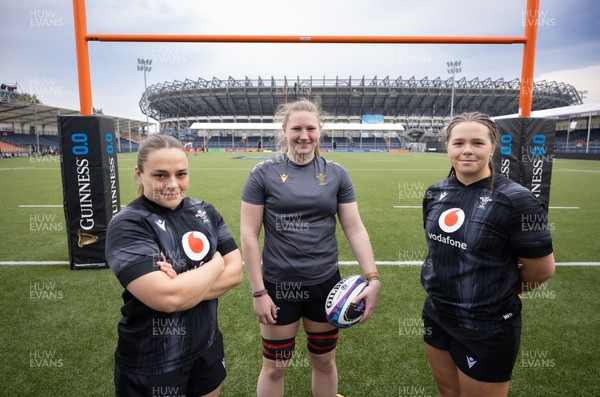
left=303, top=318, right=338, bottom=397
left=424, top=343, right=460, bottom=397
left=257, top=321, right=300, bottom=397
left=425, top=343, right=510, bottom=397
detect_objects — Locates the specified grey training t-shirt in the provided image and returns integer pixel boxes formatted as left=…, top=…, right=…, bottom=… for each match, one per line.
left=242, top=154, right=356, bottom=285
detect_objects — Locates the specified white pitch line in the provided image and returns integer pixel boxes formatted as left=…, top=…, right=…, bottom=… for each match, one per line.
left=0, top=167, right=58, bottom=171
left=347, top=168, right=447, bottom=172
left=0, top=261, right=69, bottom=265
left=18, top=205, right=128, bottom=208
left=551, top=262, right=600, bottom=266
left=339, top=261, right=422, bottom=265
left=393, top=206, right=580, bottom=209
left=340, top=261, right=600, bottom=266
left=16, top=205, right=582, bottom=210
left=18, top=205, right=63, bottom=208
left=2, top=261, right=599, bottom=266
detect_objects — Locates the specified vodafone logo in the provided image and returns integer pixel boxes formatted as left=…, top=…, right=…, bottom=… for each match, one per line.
left=438, top=208, right=465, bottom=233
left=182, top=231, right=210, bottom=261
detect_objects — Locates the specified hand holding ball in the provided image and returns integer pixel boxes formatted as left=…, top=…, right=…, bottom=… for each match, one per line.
left=325, top=275, right=367, bottom=328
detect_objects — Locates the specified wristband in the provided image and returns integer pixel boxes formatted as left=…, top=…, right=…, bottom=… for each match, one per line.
left=367, top=276, right=381, bottom=284
left=365, top=271, right=379, bottom=281
left=251, top=288, right=268, bottom=298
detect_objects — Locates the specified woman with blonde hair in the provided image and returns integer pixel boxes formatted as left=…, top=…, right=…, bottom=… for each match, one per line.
left=241, top=99, right=381, bottom=397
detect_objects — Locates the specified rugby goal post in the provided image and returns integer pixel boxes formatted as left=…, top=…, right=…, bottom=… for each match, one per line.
left=71, top=0, right=542, bottom=117
left=61, top=0, right=553, bottom=269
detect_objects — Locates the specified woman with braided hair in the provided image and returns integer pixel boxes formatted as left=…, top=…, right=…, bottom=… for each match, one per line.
left=421, top=112, right=555, bottom=397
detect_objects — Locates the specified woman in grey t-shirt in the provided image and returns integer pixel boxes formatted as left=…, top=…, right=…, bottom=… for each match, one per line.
left=241, top=99, right=381, bottom=397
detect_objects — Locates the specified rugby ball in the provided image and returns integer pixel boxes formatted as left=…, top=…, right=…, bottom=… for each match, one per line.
left=325, top=275, right=367, bottom=328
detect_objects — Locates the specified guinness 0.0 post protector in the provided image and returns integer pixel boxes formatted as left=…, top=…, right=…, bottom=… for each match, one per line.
left=493, top=117, right=556, bottom=212
left=59, top=116, right=121, bottom=269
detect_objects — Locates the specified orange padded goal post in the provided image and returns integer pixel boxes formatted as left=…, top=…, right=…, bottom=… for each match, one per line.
left=72, top=0, right=541, bottom=117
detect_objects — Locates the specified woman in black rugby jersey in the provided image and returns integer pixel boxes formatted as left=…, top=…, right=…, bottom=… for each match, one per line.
left=421, top=112, right=555, bottom=397
left=105, top=135, right=242, bottom=397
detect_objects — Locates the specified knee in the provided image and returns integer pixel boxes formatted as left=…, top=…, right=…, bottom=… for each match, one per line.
left=306, top=329, right=339, bottom=374
left=309, top=352, right=336, bottom=375
left=435, top=381, right=460, bottom=397
left=262, top=361, right=288, bottom=381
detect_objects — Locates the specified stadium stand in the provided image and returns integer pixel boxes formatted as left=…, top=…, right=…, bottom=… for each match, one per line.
left=142, top=75, right=581, bottom=132
left=495, top=102, right=600, bottom=158
left=0, top=141, right=23, bottom=157
left=0, top=81, right=151, bottom=154
left=2, top=76, right=595, bottom=155
left=136, top=75, right=591, bottom=153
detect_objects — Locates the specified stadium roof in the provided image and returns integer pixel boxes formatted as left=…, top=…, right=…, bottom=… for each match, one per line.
left=144, top=75, right=583, bottom=123
left=0, top=101, right=79, bottom=127
left=0, top=90, right=151, bottom=135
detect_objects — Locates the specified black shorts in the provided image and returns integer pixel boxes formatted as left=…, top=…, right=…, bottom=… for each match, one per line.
left=114, top=331, right=226, bottom=397
left=422, top=308, right=522, bottom=382
left=264, top=270, right=341, bottom=326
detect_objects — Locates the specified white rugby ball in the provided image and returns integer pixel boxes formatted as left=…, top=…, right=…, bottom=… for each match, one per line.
left=325, top=275, right=367, bottom=328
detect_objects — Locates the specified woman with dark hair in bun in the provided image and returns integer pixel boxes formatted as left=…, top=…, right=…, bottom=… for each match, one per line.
left=106, top=134, right=242, bottom=397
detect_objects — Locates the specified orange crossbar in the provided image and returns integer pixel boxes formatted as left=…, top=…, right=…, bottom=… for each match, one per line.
left=72, top=0, right=540, bottom=117
left=86, top=34, right=527, bottom=45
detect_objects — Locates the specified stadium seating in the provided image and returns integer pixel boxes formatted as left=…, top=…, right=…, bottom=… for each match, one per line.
left=117, top=138, right=139, bottom=153
left=0, top=132, right=143, bottom=154
left=554, top=129, right=600, bottom=153
left=0, top=133, right=59, bottom=155
left=182, top=134, right=404, bottom=152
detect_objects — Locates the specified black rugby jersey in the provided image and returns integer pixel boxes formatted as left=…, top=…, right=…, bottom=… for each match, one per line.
left=421, top=176, right=553, bottom=330
left=106, top=195, right=237, bottom=375
left=242, top=154, right=356, bottom=285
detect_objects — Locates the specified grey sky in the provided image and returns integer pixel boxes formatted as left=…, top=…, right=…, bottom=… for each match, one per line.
left=2, top=0, right=599, bottom=125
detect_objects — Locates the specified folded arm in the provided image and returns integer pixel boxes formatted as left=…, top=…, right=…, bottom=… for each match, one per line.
left=204, top=248, right=243, bottom=300
left=127, top=252, right=224, bottom=313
